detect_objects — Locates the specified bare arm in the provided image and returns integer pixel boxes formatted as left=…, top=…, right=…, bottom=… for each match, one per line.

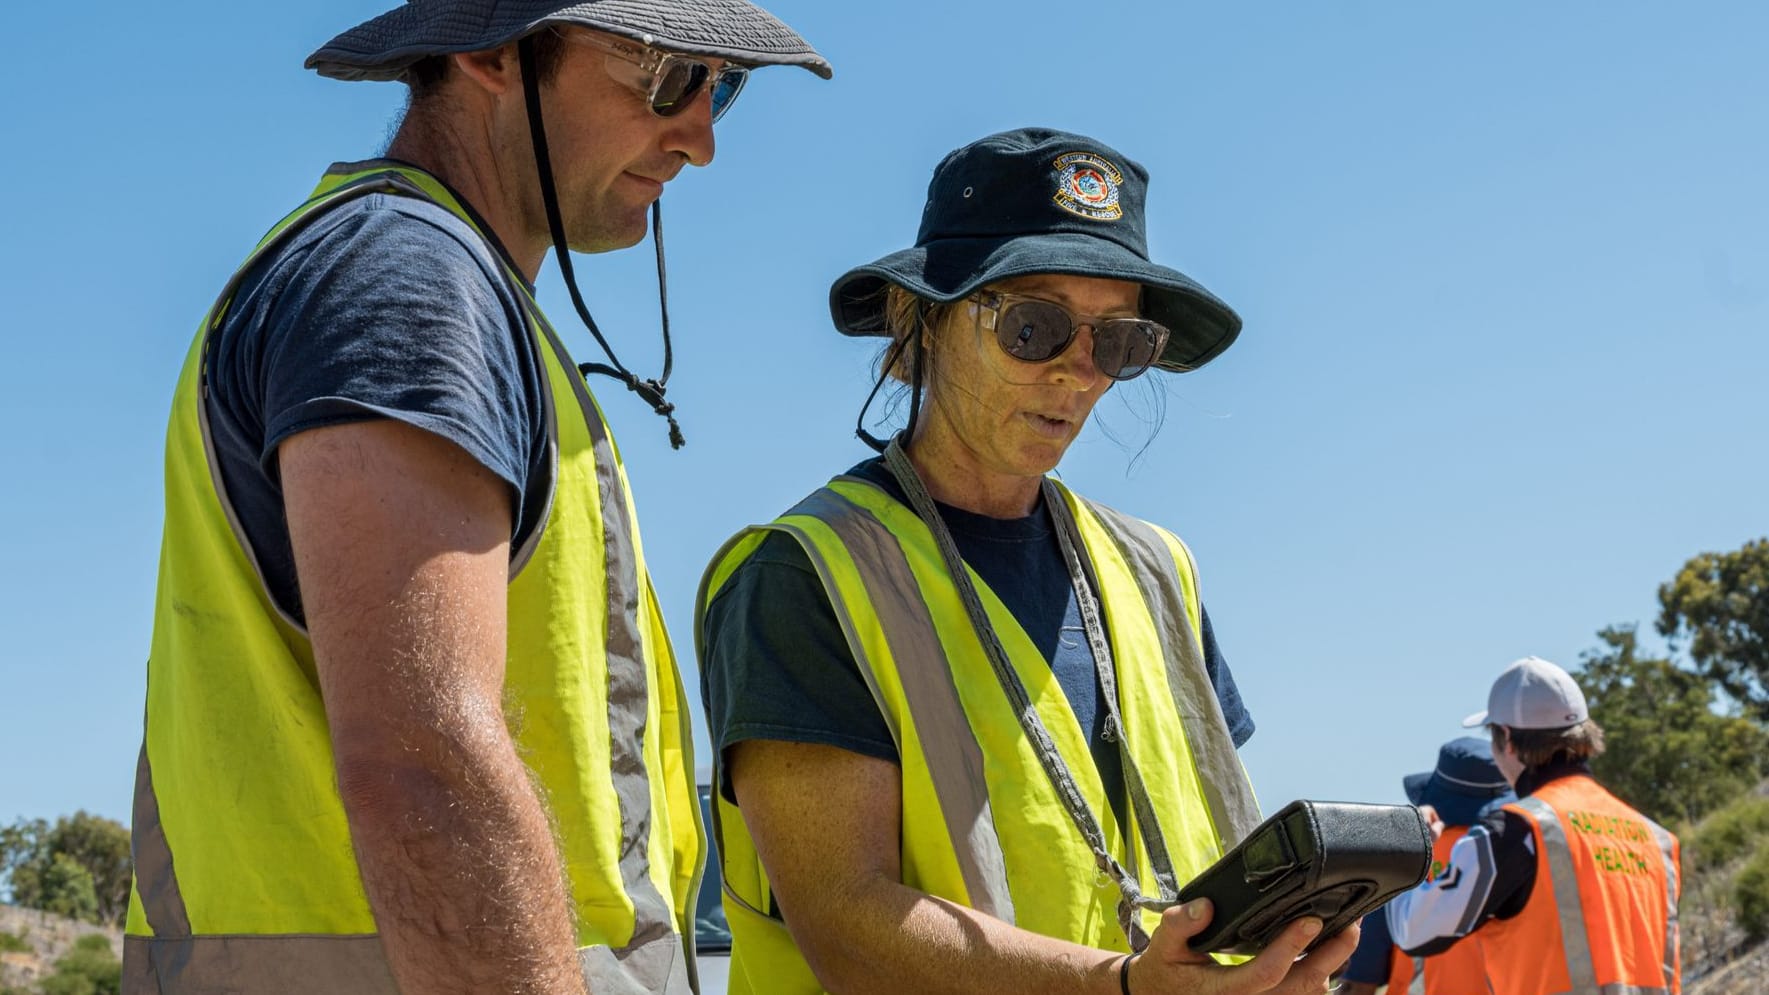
left=729, top=739, right=1357, bottom=995
left=283, top=419, right=586, bottom=995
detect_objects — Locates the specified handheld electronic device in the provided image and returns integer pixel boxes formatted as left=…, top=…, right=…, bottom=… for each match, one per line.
left=1160, top=800, right=1432, bottom=956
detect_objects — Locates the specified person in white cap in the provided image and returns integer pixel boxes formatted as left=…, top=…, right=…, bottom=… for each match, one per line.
left=1386, top=657, right=1683, bottom=995
left=125, top=3, right=829, bottom=993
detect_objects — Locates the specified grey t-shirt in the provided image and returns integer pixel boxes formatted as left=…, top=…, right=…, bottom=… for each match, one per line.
left=201, top=167, right=552, bottom=623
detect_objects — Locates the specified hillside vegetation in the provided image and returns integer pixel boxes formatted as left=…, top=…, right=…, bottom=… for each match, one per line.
left=0, top=906, right=121, bottom=995
left=1683, top=782, right=1769, bottom=994
left=1580, top=537, right=1769, bottom=991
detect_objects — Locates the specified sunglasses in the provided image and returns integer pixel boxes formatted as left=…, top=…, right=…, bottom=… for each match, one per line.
left=970, top=291, right=1171, bottom=381
left=559, top=30, right=749, bottom=123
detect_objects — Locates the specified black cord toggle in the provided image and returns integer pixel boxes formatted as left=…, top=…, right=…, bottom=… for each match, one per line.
left=580, top=362, right=685, bottom=449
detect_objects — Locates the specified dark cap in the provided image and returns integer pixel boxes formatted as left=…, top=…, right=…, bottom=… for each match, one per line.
left=307, top=0, right=832, bottom=82
left=829, top=127, right=1240, bottom=373
left=1402, top=737, right=1514, bottom=828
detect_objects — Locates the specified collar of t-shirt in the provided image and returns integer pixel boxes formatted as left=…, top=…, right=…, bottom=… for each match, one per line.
left=844, top=456, right=1051, bottom=541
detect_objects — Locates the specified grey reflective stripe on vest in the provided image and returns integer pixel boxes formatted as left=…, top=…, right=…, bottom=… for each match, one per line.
left=131, top=173, right=684, bottom=995
left=581, top=934, right=689, bottom=995
left=124, top=935, right=396, bottom=993
left=1516, top=796, right=1602, bottom=994
left=1646, top=819, right=1679, bottom=990
left=1408, top=957, right=1425, bottom=995
left=779, top=488, right=1017, bottom=922
left=130, top=745, right=189, bottom=939
left=528, top=305, right=684, bottom=994
left=1079, top=499, right=1261, bottom=848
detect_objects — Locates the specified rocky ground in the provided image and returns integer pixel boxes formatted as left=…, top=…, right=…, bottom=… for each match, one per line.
left=1686, top=889, right=1768, bottom=995
left=0, top=905, right=122, bottom=992
left=1688, top=940, right=1769, bottom=995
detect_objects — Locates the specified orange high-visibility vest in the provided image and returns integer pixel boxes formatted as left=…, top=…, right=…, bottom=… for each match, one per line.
left=1386, top=826, right=1491, bottom=995
left=1481, top=774, right=1680, bottom=995
left=1386, top=945, right=1423, bottom=995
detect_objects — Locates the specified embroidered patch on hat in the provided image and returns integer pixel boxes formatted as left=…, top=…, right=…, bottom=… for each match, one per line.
left=1052, top=152, right=1123, bottom=221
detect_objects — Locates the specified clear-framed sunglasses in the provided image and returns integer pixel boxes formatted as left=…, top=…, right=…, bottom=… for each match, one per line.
left=970, top=291, right=1171, bottom=381
left=559, top=29, right=749, bottom=123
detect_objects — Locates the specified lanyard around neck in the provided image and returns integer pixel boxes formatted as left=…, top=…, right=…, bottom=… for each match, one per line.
left=881, top=440, right=1180, bottom=949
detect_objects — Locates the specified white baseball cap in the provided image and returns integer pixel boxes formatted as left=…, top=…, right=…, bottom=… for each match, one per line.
left=1462, top=656, right=1590, bottom=730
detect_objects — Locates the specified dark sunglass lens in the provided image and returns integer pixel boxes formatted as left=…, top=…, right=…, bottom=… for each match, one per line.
left=652, top=60, right=711, bottom=116
left=996, top=301, right=1074, bottom=362
left=708, top=68, right=747, bottom=122
left=1095, top=320, right=1167, bottom=379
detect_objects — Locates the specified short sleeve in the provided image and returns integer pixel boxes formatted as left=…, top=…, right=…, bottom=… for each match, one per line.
left=202, top=192, right=550, bottom=622
left=700, top=531, right=900, bottom=800
left=1200, top=606, right=1256, bottom=747
left=246, top=195, right=537, bottom=492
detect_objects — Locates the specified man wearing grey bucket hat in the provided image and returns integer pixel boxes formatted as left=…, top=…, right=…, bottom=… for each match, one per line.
left=694, top=128, right=1355, bottom=994
left=1386, top=657, right=1683, bottom=994
left=127, top=3, right=827, bottom=994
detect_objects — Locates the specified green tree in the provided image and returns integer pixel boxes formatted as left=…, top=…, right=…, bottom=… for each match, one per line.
left=36, top=854, right=100, bottom=923
left=0, top=817, right=49, bottom=905
left=1658, top=538, right=1769, bottom=721
left=0, top=812, right=131, bottom=926
left=1577, top=626, right=1768, bottom=825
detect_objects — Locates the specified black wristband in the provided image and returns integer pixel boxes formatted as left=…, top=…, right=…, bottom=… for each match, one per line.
left=1118, top=953, right=1137, bottom=995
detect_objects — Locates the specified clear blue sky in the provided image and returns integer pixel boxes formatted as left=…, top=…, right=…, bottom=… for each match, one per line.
left=2, top=1, right=1765, bottom=828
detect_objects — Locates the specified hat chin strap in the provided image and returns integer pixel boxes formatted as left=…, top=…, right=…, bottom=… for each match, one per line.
left=518, top=36, right=685, bottom=450
left=854, top=333, right=923, bottom=453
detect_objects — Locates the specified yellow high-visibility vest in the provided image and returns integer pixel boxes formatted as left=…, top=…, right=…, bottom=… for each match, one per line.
left=697, top=474, right=1260, bottom=994
left=126, top=164, right=703, bottom=994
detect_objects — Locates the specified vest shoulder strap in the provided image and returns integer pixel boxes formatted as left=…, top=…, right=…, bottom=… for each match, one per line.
left=1067, top=490, right=1261, bottom=847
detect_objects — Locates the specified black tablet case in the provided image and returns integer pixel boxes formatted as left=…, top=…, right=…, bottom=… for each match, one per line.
left=1175, top=800, right=1433, bottom=956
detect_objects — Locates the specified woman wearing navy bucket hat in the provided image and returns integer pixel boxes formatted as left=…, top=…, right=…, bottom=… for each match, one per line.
left=695, top=129, right=1357, bottom=994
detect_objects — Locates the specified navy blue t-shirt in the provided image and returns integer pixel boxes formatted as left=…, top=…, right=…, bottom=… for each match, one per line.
left=700, top=457, right=1255, bottom=816
left=202, top=163, right=551, bottom=622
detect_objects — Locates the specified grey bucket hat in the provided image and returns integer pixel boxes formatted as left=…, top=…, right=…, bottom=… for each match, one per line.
left=307, top=0, right=833, bottom=82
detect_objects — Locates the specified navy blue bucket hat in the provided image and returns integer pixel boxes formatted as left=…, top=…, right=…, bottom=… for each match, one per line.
left=307, top=0, right=833, bottom=82
left=830, top=127, right=1241, bottom=373
left=1403, top=737, right=1514, bottom=828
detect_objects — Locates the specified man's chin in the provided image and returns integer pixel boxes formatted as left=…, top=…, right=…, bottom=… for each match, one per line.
left=563, top=208, right=650, bottom=254
left=565, top=226, right=645, bottom=254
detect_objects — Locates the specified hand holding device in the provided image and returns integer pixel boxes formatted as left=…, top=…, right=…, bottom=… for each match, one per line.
left=1146, top=800, right=1432, bottom=957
